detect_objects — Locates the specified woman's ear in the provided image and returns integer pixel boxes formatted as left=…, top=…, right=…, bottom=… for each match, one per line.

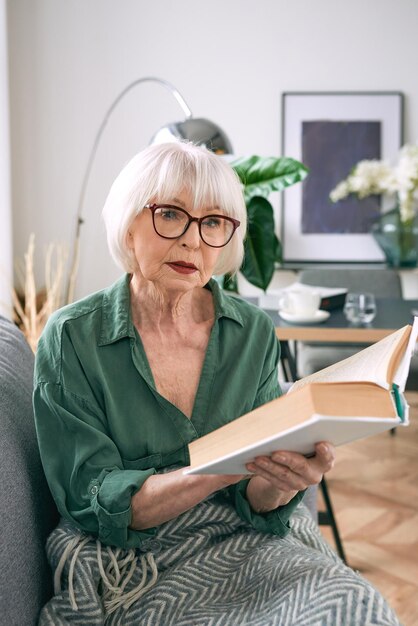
left=126, top=229, right=134, bottom=248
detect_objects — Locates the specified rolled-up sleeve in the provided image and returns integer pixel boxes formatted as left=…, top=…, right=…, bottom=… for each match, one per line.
left=34, top=382, right=157, bottom=548
left=231, top=480, right=306, bottom=536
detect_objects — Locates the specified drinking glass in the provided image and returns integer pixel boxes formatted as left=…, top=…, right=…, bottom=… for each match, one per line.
left=343, top=292, right=377, bottom=325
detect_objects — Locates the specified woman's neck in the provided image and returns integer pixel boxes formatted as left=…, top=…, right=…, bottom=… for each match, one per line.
left=129, top=274, right=213, bottom=330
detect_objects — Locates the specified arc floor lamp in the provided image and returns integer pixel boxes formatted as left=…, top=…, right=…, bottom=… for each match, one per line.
left=66, top=76, right=233, bottom=302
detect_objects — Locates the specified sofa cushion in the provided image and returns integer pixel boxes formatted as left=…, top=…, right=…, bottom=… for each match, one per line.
left=0, top=316, right=58, bottom=624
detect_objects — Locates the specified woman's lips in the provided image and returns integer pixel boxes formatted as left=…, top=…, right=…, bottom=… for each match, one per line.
left=167, top=261, right=198, bottom=275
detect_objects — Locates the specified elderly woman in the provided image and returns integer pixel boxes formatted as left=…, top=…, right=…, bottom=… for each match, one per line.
left=34, top=142, right=400, bottom=625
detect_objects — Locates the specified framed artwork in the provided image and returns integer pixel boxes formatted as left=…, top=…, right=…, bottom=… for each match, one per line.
left=281, top=92, right=404, bottom=263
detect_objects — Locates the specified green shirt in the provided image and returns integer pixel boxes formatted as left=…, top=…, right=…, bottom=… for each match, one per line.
left=33, top=275, right=304, bottom=549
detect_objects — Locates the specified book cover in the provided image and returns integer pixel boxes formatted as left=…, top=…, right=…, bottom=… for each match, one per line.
left=320, top=292, right=347, bottom=311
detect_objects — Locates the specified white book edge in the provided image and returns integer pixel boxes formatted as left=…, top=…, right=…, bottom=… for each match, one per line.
left=184, top=413, right=401, bottom=476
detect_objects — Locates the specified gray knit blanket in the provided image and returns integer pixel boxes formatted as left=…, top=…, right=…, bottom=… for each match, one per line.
left=39, top=491, right=401, bottom=625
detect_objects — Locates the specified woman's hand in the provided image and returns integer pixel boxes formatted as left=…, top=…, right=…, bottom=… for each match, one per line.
left=245, top=442, right=336, bottom=513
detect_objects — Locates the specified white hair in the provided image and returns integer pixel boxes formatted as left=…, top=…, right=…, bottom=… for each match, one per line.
left=102, top=141, right=247, bottom=276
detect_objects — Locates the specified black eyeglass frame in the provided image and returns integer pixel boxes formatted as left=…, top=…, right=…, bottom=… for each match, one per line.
left=144, top=203, right=241, bottom=248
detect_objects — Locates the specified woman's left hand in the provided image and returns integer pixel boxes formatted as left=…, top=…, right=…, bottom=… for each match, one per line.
left=245, top=442, right=336, bottom=512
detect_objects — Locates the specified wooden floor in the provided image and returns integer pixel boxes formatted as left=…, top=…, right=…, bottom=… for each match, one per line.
left=319, top=391, right=418, bottom=626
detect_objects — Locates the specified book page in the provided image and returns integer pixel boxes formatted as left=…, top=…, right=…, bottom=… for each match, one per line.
left=290, top=325, right=411, bottom=393
left=393, top=317, right=418, bottom=391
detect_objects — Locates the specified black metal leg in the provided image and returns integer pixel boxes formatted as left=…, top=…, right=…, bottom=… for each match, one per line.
left=318, top=477, right=348, bottom=564
left=280, top=340, right=298, bottom=382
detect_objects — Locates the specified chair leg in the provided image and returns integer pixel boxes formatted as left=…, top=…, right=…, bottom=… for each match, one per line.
left=318, top=477, right=348, bottom=565
left=279, top=340, right=298, bottom=382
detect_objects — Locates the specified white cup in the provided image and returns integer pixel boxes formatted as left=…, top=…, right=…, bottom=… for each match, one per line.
left=278, top=290, right=321, bottom=317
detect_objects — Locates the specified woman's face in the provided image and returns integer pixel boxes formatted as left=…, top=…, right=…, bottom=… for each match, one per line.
left=127, top=189, right=225, bottom=293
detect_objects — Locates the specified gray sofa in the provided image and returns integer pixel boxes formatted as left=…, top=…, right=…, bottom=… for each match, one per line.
left=0, top=315, right=59, bottom=625
left=0, top=315, right=317, bottom=624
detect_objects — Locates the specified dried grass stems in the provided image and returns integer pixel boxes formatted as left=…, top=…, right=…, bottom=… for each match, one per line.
left=12, top=233, right=78, bottom=352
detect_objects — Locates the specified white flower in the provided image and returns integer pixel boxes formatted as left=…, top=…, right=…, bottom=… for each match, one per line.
left=329, top=143, right=418, bottom=223
left=329, top=181, right=350, bottom=202
left=396, top=144, right=418, bottom=192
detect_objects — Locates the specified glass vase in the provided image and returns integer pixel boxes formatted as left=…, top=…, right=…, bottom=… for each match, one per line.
left=371, top=207, right=418, bottom=268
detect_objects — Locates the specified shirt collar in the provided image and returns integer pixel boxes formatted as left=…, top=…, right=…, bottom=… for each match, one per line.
left=99, top=274, right=244, bottom=346
left=208, top=278, right=244, bottom=326
left=99, top=274, right=135, bottom=346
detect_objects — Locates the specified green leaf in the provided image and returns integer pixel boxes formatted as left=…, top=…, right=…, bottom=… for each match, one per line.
left=274, top=233, right=282, bottom=262
left=232, top=155, right=309, bottom=202
left=221, top=273, right=239, bottom=292
left=241, top=196, right=280, bottom=291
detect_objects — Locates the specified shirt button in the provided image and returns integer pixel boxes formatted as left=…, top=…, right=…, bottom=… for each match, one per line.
left=90, top=485, right=99, bottom=496
left=140, top=538, right=162, bottom=553
left=148, top=539, right=161, bottom=553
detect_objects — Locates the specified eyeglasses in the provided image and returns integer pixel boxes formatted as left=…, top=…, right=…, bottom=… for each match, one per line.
left=145, top=204, right=240, bottom=248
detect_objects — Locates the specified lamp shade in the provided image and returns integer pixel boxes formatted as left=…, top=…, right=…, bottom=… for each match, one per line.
left=151, top=117, right=233, bottom=155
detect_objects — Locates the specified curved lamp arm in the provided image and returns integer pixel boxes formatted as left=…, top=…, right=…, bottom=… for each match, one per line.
left=76, top=76, right=192, bottom=243
left=66, top=77, right=193, bottom=302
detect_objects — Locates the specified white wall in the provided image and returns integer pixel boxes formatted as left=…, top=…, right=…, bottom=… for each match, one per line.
left=7, top=0, right=418, bottom=298
left=0, top=0, right=11, bottom=317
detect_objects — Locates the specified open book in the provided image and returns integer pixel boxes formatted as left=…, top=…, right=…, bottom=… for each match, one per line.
left=184, top=318, right=418, bottom=475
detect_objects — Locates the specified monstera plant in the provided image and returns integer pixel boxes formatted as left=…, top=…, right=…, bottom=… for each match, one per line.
left=225, top=155, right=308, bottom=291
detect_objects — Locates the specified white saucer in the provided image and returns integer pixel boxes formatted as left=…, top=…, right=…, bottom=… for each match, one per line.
left=278, top=309, right=330, bottom=324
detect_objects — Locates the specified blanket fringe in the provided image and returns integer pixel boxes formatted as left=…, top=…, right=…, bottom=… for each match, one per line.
left=53, top=533, right=92, bottom=611
left=101, top=548, right=158, bottom=613
left=52, top=531, right=158, bottom=614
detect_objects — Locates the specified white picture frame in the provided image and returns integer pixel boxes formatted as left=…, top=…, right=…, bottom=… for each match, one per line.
left=281, top=92, right=404, bottom=264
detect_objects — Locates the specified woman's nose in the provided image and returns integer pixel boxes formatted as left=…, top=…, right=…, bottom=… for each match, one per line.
left=179, top=220, right=201, bottom=248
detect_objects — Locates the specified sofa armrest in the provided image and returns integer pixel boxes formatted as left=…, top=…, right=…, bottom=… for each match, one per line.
left=0, top=316, right=59, bottom=624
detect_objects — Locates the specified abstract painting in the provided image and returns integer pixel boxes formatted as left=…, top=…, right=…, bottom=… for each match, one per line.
left=281, top=92, right=403, bottom=263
